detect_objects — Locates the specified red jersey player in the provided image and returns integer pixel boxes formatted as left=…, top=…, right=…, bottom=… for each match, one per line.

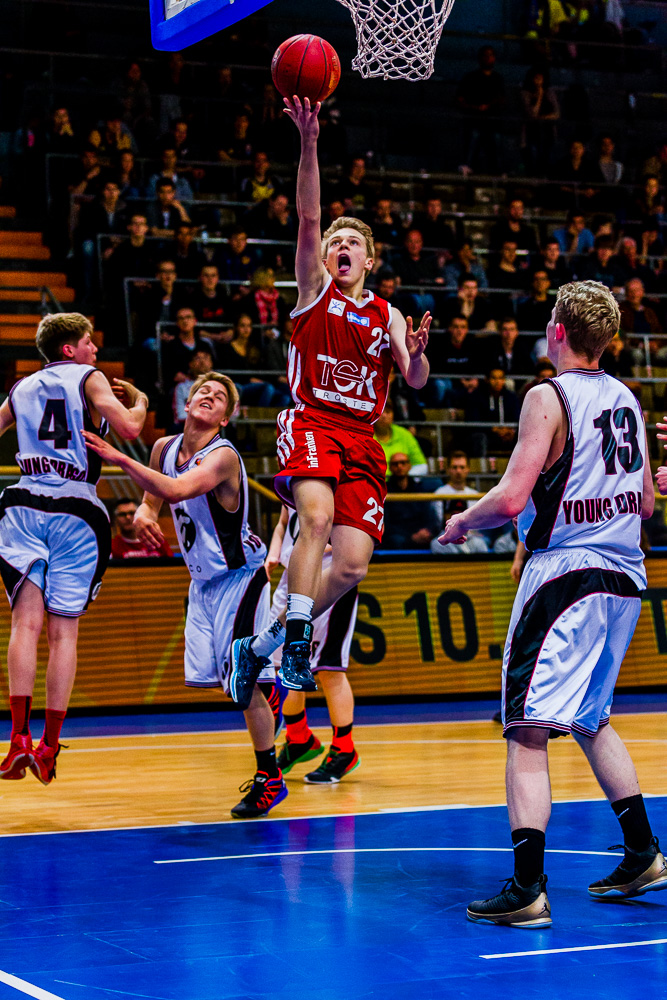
left=231, top=96, right=430, bottom=696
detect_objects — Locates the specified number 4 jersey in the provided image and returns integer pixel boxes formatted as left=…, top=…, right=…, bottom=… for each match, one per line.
left=517, top=369, right=647, bottom=588
left=9, top=361, right=108, bottom=496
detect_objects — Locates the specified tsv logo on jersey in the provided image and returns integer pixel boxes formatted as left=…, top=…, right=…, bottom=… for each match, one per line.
left=327, top=298, right=346, bottom=317
left=347, top=312, right=370, bottom=327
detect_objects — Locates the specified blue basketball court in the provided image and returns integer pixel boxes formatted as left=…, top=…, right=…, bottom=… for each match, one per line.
left=0, top=772, right=665, bottom=999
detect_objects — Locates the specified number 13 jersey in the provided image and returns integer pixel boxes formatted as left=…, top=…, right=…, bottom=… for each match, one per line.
left=287, top=275, right=394, bottom=426
left=9, top=361, right=108, bottom=499
left=518, top=369, right=647, bottom=588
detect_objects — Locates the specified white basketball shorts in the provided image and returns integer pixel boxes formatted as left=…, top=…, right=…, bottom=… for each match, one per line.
left=502, top=547, right=643, bottom=738
left=185, top=564, right=274, bottom=692
left=270, top=566, right=359, bottom=673
left=0, top=486, right=111, bottom=616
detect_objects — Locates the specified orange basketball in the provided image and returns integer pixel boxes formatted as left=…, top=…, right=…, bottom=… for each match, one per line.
left=271, top=34, right=341, bottom=105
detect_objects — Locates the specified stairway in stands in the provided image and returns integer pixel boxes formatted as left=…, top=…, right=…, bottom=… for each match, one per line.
left=0, top=204, right=131, bottom=397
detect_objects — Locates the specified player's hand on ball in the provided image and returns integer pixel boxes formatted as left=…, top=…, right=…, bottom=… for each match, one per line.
left=282, top=96, right=320, bottom=139
left=81, top=430, right=123, bottom=464
left=406, top=312, right=431, bottom=358
left=134, top=513, right=164, bottom=551
left=656, top=467, right=667, bottom=496
left=438, top=512, right=467, bottom=546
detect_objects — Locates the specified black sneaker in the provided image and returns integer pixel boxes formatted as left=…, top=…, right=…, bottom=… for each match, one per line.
left=277, top=734, right=324, bottom=774
left=230, top=637, right=269, bottom=710
left=230, top=770, right=288, bottom=819
left=304, top=747, right=360, bottom=784
left=467, top=875, right=552, bottom=928
left=278, top=640, right=317, bottom=692
left=589, top=839, right=667, bottom=899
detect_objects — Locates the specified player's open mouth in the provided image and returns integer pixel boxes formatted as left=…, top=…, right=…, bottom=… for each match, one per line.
left=337, top=253, right=351, bottom=274
left=200, top=401, right=213, bottom=410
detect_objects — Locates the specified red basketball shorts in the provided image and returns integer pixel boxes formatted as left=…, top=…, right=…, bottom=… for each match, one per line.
left=274, top=407, right=387, bottom=543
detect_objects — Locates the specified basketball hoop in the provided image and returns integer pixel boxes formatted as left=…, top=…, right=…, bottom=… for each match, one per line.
left=336, top=0, right=456, bottom=80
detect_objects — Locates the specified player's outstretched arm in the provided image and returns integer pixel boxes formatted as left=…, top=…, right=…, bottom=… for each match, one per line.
left=283, top=96, right=327, bottom=310
left=134, top=438, right=169, bottom=550
left=82, top=430, right=238, bottom=504
left=85, top=371, right=148, bottom=440
left=389, top=309, right=431, bottom=389
left=439, top=383, right=562, bottom=544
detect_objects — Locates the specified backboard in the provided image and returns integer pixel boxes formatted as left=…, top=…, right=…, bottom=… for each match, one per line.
left=150, top=0, right=273, bottom=50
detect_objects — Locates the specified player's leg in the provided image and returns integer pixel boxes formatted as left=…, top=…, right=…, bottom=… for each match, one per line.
left=224, top=568, right=288, bottom=818
left=304, top=671, right=359, bottom=784
left=466, top=725, right=552, bottom=928
left=312, top=524, right=374, bottom=617
left=277, top=477, right=335, bottom=693
left=571, top=594, right=666, bottom=898
left=1, top=580, right=44, bottom=780
left=277, top=688, right=324, bottom=773
left=28, top=504, right=110, bottom=785
left=30, top=611, right=79, bottom=785
left=304, top=585, right=359, bottom=784
left=248, top=523, right=370, bottom=659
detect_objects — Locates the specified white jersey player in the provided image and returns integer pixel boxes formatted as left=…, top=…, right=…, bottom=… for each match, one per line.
left=83, top=371, right=287, bottom=819
left=0, top=312, right=148, bottom=784
left=265, top=506, right=360, bottom=783
left=440, top=281, right=665, bottom=927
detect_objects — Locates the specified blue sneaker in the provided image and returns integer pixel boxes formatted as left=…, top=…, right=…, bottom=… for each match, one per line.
left=279, top=640, right=317, bottom=692
left=230, top=637, right=269, bottom=710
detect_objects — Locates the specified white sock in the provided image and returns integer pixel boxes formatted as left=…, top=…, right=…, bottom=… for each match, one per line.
left=251, top=620, right=285, bottom=658
left=286, top=593, right=314, bottom=621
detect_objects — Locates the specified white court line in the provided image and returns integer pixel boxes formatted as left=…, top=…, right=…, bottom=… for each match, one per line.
left=0, top=969, right=67, bottom=1000
left=62, top=739, right=507, bottom=753
left=154, top=846, right=623, bottom=865
left=481, top=938, right=667, bottom=960
left=59, top=709, right=667, bottom=742
left=0, top=796, right=662, bottom=838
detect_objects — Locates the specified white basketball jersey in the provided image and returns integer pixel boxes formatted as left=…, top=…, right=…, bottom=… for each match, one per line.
left=9, top=361, right=108, bottom=495
left=518, top=369, right=647, bottom=588
left=160, top=433, right=266, bottom=580
left=279, top=510, right=300, bottom=568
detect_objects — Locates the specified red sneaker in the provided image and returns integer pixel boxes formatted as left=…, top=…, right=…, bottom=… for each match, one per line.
left=29, top=740, right=62, bottom=786
left=0, top=733, right=33, bottom=780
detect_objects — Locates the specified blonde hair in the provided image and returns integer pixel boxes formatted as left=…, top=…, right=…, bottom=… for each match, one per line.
left=187, top=372, right=239, bottom=422
left=321, top=216, right=375, bottom=261
left=554, top=280, right=620, bottom=362
left=250, top=267, right=275, bottom=291
left=35, top=312, right=93, bottom=362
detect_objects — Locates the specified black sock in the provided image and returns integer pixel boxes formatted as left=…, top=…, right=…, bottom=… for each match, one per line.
left=255, top=747, right=279, bottom=778
left=511, top=828, right=546, bottom=887
left=612, top=794, right=653, bottom=852
left=284, top=710, right=306, bottom=726
left=333, top=723, right=352, bottom=739
left=284, top=619, right=312, bottom=647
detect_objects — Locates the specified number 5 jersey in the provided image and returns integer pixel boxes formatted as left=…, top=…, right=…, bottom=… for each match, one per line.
left=517, top=369, right=647, bottom=588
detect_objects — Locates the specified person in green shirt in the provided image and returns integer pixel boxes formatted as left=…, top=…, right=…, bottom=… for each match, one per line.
left=374, top=402, right=428, bottom=478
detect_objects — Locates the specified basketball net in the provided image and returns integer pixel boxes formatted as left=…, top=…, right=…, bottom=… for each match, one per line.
left=336, top=0, right=456, bottom=80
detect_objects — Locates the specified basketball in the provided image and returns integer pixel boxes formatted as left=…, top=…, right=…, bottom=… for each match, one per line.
left=271, top=34, right=341, bottom=105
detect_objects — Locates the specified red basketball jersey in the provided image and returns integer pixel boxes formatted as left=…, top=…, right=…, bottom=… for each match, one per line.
left=287, top=275, right=394, bottom=425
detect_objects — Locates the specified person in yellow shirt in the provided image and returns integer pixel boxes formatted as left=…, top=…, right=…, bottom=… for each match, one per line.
left=373, top=401, right=428, bottom=478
